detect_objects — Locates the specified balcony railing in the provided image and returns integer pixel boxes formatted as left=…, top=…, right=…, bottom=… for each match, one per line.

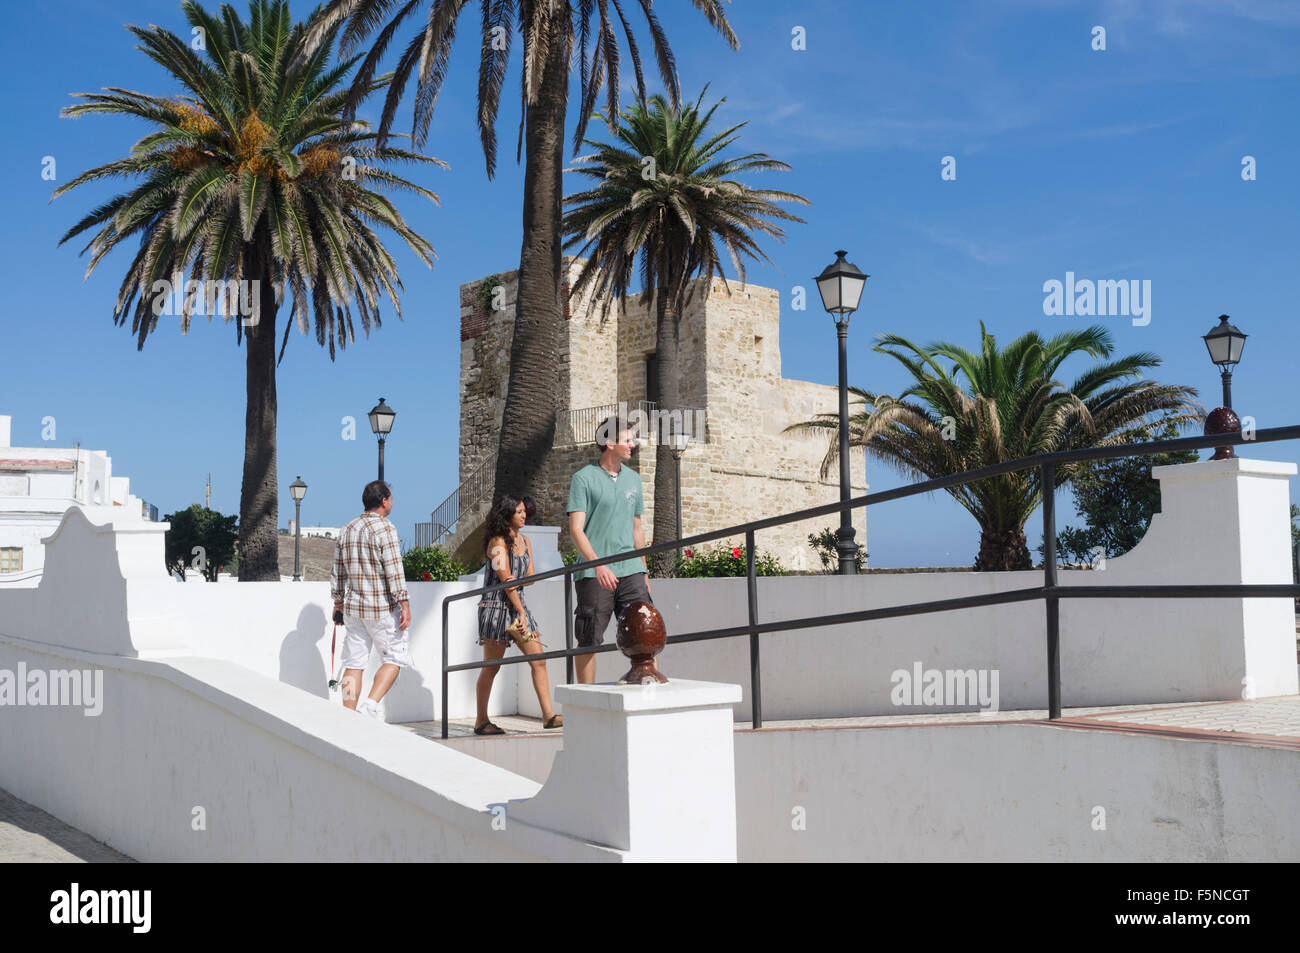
left=558, top=400, right=708, bottom=447
left=441, top=423, right=1300, bottom=737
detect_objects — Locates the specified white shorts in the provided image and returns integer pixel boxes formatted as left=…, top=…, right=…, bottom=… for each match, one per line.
left=341, top=610, right=411, bottom=670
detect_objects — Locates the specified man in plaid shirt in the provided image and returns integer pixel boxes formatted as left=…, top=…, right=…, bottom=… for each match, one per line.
left=331, top=480, right=411, bottom=721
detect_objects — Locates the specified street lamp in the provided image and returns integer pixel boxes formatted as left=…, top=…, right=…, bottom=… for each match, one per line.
left=1202, top=315, right=1247, bottom=461
left=368, top=397, right=396, bottom=482
left=670, top=431, right=690, bottom=567
left=289, top=475, right=307, bottom=581
left=814, top=250, right=869, bottom=574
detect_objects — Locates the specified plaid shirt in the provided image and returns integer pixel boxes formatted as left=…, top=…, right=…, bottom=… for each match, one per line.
left=330, top=513, right=409, bottom=619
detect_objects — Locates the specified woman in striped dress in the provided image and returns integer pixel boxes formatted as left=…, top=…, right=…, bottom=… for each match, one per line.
left=474, top=496, right=562, bottom=734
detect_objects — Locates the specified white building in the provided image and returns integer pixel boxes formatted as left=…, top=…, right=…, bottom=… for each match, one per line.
left=0, top=414, right=154, bottom=577
left=287, top=522, right=340, bottom=539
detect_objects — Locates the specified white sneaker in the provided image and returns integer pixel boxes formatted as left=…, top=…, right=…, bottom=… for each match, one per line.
left=358, top=699, right=384, bottom=722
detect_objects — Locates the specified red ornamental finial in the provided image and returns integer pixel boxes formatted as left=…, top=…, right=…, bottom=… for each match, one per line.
left=616, top=601, right=669, bottom=685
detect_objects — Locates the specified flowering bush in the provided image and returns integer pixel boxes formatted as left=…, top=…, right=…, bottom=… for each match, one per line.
left=402, top=546, right=468, bottom=582
left=672, top=542, right=785, bottom=577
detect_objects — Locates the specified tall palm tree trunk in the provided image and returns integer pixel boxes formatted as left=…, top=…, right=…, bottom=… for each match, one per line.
left=494, top=23, right=568, bottom=503
left=651, top=281, right=682, bottom=576
left=238, top=261, right=280, bottom=581
left=975, top=525, right=1032, bottom=571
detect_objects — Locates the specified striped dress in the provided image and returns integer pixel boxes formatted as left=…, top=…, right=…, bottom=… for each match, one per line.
left=477, top=543, right=540, bottom=645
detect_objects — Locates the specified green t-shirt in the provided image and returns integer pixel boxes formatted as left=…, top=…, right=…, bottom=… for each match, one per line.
left=566, top=462, right=646, bottom=580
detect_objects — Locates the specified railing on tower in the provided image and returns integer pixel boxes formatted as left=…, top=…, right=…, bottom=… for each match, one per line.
left=558, top=400, right=708, bottom=446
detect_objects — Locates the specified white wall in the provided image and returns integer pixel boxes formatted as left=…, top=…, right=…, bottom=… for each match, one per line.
left=0, top=506, right=735, bottom=862
left=734, top=722, right=1300, bottom=862
left=0, top=634, right=622, bottom=862
left=14, top=455, right=1285, bottom=729
left=147, top=578, right=517, bottom=724
left=441, top=723, right=1300, bottom=862
left=507, top=457, right=1298, bottom=720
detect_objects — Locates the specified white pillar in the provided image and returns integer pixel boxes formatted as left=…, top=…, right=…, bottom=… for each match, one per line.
left=1147, top=457, right=1298, bottom=698
left=521, top=525, right=562, bottom=573
left=510, top=679, right=742, bottom=861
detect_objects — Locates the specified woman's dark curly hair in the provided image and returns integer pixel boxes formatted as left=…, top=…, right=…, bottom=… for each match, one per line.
left=484, top=495, right=523, bottom=557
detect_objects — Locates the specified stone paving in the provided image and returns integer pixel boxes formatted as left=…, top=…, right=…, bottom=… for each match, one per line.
left=403, top=696, right=1300, bottom=745
left=0, top=787, right=133, bottom=863
left=1074, top=696, right=1300, bottom=737
left=401, top=713, right=554, bottom=739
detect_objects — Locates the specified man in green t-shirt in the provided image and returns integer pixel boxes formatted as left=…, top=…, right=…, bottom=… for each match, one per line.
left=567, top=415, right=653, bottom=683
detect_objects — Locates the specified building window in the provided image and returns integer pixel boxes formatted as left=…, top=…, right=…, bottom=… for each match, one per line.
left=646, top=353, right=659, bottom=405
left=0, top=548, right=22, bottom=573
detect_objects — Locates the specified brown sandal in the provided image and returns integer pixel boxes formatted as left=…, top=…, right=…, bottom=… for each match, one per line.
left=474, top=721, right=505, bottom=735
left=543, top=714, right=563, bottom=729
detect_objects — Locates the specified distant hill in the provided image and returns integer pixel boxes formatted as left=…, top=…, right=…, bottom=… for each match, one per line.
left=277, top=535, right=337, bottom=581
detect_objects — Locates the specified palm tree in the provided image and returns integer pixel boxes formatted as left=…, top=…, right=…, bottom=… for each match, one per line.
left=786, top=323, right=1201, bottom=571
left=301, top=0, right=739, bottom=505
left=563, top=89, right=808, bottom=574
left=54, top=0, right=443, bottom=579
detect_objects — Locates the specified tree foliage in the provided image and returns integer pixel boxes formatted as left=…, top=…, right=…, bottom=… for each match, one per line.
left=1048, top=420, right=1200, bottom=565
left=54, top=0, right=442, bottom=580
left=163, top=504, right=238, bottom=580
left=787, top=323, right=1202, bottom=571
left=563, top=88, right=807, bottom=575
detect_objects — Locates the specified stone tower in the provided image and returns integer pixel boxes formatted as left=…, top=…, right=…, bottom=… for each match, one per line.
left=436, top=258, right=866, bottom=572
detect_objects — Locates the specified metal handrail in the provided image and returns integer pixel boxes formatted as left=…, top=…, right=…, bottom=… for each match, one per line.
left=420, top=452, right=496, bottom=548
left=559, top=400, right=654, bottom=446
left=440, top=424, right=1300, bottom=737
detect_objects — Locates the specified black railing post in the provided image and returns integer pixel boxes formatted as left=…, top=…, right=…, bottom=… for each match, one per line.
left=564, top=574, right=575, bottom=685
left=441, top=594, right=450, bottom=739
left=1041, top=462, right=1061, bottom=720
left=746, top=529, right=762, bottom=728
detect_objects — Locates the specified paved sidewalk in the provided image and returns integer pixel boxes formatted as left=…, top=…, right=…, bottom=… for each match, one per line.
left=0, top=787, right=133, bottom=863
left=401, top=713, right=553, bottom=739
left=403, top=696, right=1300, bottom=747
left=1058, top=696, right=1300, bottom=749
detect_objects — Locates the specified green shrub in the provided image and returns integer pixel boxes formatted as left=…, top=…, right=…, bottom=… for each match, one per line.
left=807, top=527, right=866, bottom=573
left=673, top=542, right=785, bottom=577
left=477, top=274, right=505, bottom=313
left=561, top=548, right=582, bottom=566
left=403, top=546, right=469, bottom=582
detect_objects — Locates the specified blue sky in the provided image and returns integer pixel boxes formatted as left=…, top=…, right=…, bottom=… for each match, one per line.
left=1, top=0, right=1297, bottom=566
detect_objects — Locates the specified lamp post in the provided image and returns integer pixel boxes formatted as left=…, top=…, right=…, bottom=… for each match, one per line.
left=670, top=431, right=689, bottom=567
left=289, top=475, right=307, bottom=581
left=815, top=250, right=869, bottom=574
left=368, top=397, right=396, bottom=482
left=1202, top=315, right=1247, bottom=461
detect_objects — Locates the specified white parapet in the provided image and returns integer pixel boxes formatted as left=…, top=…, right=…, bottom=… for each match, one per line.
left=1095, top=456, right=1300, bottom=699
left=510, top=679, right=742, bottom=861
